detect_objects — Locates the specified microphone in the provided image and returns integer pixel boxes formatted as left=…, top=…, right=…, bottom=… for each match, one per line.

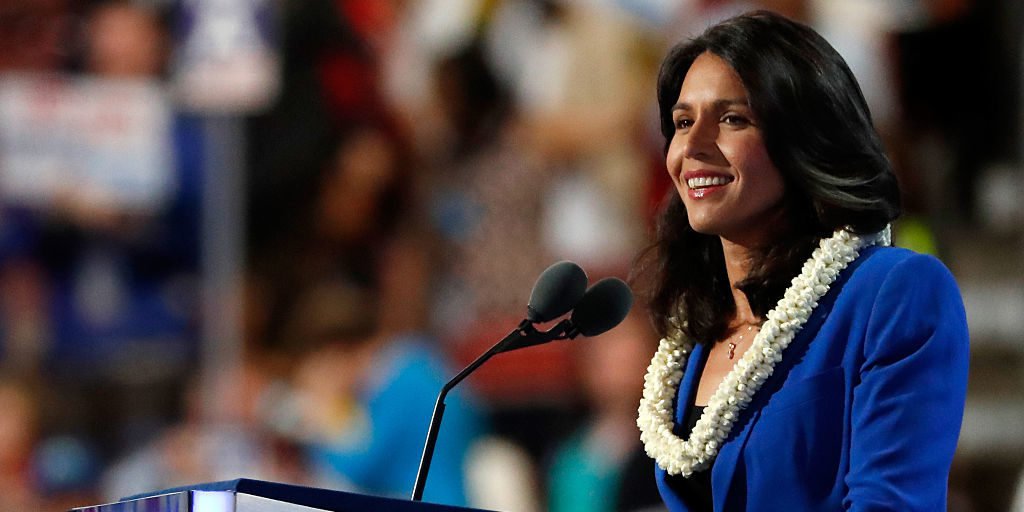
left=567, top=277, right=634, bottom=338
left=526, top=260, right=589, bottom=323
left=411, top=261, right=589, bottom=501
left=502, top=276, right=635, bottom=351
left=410, top=264, right=635, bottom=501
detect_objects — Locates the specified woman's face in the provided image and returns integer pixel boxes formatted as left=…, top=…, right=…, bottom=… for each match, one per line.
left=665, top=52, right=785, bottom=245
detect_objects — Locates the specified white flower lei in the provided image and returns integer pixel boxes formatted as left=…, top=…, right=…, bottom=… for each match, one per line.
left=637, top=226, right=891, bottom=477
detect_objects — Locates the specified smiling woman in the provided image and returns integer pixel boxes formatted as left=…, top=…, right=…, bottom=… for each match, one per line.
left=634, top=10, right=968, bottom=512
left=665, top=52, right=784, bottom=245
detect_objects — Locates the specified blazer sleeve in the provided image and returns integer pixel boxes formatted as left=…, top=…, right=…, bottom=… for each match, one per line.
left=843, top=254, right=969, bottom=511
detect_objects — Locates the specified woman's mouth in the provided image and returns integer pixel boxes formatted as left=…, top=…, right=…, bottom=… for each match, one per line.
left=684, top=174, right=734, bottom=199
left=686, top=176, right=733, bottom=189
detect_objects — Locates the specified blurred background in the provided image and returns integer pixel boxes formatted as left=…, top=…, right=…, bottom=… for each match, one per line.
left=0, top=0, right=1020, bottom=510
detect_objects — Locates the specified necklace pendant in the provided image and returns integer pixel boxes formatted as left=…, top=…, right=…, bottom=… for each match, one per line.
left=728, top=342, right=737, bottom=359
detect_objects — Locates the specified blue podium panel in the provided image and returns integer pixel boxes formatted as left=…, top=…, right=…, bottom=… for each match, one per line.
left=70, top=479, right=491, bottom=512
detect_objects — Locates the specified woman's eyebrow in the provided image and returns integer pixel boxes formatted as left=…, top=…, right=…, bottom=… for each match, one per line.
left=671, top=98, right=749, bottom=112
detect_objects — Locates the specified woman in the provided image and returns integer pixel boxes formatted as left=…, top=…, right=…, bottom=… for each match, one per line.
left=635, top=11, right=968, bottom=511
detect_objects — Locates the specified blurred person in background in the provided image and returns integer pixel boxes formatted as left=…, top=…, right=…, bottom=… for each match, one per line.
left=247, top=122, right=412, bottom=353
left=0, top=0, right=201, bottom=481
left=276, top=276, right=484, bottom=505
left=101, top=358, right=307, bottom=500
left=32, top=0, right=201, bottom=457
left=636, top=12, right=968, bottom=510
left=246, top=107, right=487, bottom=504
left=246, top=0, right=389, bottom=262
left=0, top=0, right=72, bottom=376
left=547, top=311, right=662, bottom=512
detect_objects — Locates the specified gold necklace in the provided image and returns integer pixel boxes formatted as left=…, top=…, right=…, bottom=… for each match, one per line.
left=727, top=323, right=760, bottom=360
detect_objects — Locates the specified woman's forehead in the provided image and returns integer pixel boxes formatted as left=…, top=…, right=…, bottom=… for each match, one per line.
left=676, top=53, right=750, bottom=105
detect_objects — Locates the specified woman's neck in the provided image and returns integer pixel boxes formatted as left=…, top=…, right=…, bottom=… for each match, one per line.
left=720, top=237, right=760, bottom=325
left=716, top=204, right=789, bottom=324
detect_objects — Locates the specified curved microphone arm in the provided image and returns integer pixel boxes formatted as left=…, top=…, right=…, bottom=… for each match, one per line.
left=408, top=263, right=635, bottom=502
left=410, top=319, right=572, bottom=501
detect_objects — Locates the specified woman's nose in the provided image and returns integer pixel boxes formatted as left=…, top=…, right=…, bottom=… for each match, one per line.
left=682, top=118, right=717, bottom=160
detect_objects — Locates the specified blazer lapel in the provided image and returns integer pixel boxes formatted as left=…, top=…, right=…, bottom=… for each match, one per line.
left=674, top=342, right=708, bottom=428
left=711, top=404, right=758, bottom=510
left=654, top=343, right=709, bottom=512
left=709, top=269, right=845, bottom=510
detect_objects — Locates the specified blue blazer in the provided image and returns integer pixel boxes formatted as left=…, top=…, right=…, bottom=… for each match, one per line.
left=655, top=247, right=969, bottom=511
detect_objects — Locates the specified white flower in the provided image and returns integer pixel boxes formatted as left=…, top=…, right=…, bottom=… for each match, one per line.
left=637, top=226, right=889, bottom=476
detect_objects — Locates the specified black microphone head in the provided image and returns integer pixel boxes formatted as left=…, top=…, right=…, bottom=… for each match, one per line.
left=570, top=277, right=633, bottom=337
left=527, top=261, right=588, bottom=322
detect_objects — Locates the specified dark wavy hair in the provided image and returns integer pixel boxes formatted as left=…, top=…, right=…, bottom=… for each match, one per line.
left=638, top=11, right=901, bottom=343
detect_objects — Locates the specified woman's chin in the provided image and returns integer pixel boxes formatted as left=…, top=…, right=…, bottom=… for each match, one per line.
left=686, top=218, right=723, bottom=237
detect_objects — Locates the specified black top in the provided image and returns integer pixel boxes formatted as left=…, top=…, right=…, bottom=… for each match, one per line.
left=667, top=405, right=714, bottom=511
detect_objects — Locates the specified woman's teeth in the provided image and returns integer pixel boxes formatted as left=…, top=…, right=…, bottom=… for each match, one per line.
left=686, top=176, right=732, bottom=189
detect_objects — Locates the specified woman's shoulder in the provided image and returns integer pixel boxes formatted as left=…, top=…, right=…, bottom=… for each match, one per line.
left=836, top=245, right=966, bottom=339
left=847, top=245, right=958, bottom=292
left=830, top=245, right=964, bottom=324
left=841, top=244, right=969, bottom=377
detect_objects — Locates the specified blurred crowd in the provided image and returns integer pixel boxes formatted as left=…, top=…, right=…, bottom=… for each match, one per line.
left=0, top=0, right=1020, bottom=510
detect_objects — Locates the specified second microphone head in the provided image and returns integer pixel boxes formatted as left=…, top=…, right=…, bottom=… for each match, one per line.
left=527, top=261, right=588, bottom=323
left=570, top=277, right=634, bottom=337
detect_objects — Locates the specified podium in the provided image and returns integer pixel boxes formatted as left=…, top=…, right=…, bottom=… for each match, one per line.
left=70, top=478, right=491, bottom=512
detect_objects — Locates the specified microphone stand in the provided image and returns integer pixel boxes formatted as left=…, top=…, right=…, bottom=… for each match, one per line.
left=410, top=319, right=572, bottom=501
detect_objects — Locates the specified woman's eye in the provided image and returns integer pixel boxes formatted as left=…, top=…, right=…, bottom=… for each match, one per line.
left=674, top=118, right=693, bottom=130
left=722, top=114, right=750, bottom=126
